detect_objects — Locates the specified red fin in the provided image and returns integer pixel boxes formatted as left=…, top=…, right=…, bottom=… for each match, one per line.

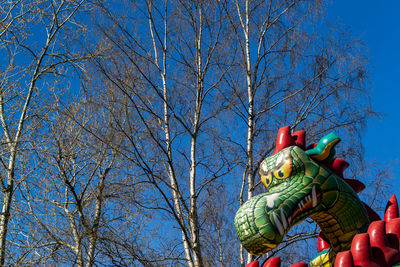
left=331, top=158, right=349, bottom=179
left=368, top=220, right=400, bottom=265
left=350, top=233, right=383, bottom=267
left=318, top=231, right=331, bottom=252
left=247, top=261, right=260, bottom=267
left=262, top=257, right=280, bottom=267
left=385, top=194, right=399, bottom=223
left=306, top=143, right=318, bottom=150
left=272, top=126, right=295, bottom=155
left=324, top=158, right=349, bottom=179
left=335, top=251, right=354, bottom=267
left=344, top=179, right=366, bottom=193
left=363, top=202, right=381, bottom=222
left=292, top=130, right=306, bottom=150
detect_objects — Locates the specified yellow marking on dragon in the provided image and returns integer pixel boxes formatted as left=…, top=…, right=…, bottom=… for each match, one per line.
left=310, top=249, right=335, bottom=267
left=310, top=138, right=340, bottom=161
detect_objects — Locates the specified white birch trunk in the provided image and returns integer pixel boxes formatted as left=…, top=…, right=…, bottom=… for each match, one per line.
left=147, top=2, right=195, bottom=266
left=189, top=6, right=204, bottom=267
left=85, top=168, right=109, bottom=267
left=237, top=0, right=256, bottom=264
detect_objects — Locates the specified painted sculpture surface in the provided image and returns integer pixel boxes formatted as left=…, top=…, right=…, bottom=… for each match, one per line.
left=234, top=126, right=400, bottom=267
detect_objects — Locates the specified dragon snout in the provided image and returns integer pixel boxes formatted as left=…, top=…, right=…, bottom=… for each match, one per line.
left=234, top=192, right=285, bottom=255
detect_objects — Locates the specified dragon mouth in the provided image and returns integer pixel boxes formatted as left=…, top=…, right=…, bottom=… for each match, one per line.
left=273, top=185, right=321, bottom=236
left=234, top=184, right=323, bottom=255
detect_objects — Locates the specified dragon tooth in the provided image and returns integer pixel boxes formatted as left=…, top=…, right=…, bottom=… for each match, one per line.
left=273, top=212, right=284, bottom=236
left=312, top=185, right=318, bottom=207
left=300, top=200, right=305, bottom=209
left=280, top=209, right=288, bottom=229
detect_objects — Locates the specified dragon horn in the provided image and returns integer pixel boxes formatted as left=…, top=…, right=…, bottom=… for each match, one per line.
left=292, top=130, right=306, bottom=150
left=305, top=132, right=340, bottom=162
left=384, top=194, right=399, bottom=223
left=272, top=126, right=295, bottom=155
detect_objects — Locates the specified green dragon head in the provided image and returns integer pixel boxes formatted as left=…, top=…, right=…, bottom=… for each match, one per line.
left=235, top=126, right=369, bottom=256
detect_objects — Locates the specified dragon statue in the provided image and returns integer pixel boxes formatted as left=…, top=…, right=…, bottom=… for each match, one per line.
left=234, top=126, right=400, bottom=266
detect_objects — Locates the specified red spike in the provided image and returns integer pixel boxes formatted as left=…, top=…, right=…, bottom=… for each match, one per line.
left=262, top=257, right=280, bottom=267
left=306, top=143, right=318, bottom=150
left=272, top=126, right=295, bottom=155
left=318, top=231, right=331, bottom=252
left=385, top=194, right=399, bottom=223
left=292, top=130, right=306, bottom=150
left=247, top=261, right=260, bottom=267
left=331, top=158, right=349, bottom=179
left=324, top=158, right=349, bottom=179
left=386, top=218, right=400, bottom=247
left=334, top=251, right=354, bottom=267
left=290, top=263, right=307, bottom=267
left=363, top=202, right=381, bottom=222
left=344, top=179, right=366, bottom=193
left=350, top=233, right=382, bottom=267
left=368, top=220, right=400, bottom=265
left=323, top=158, right=365, bottom=193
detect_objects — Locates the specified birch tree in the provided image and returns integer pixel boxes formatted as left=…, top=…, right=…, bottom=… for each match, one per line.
left=19, top=97, right=147, bottom=266
left=92, top=0, right=236, bottom=266
left=0, top=0, right=91, bottom=264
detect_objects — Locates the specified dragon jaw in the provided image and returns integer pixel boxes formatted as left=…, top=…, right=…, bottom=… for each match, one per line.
left=234, top=145, right=369, bottom=256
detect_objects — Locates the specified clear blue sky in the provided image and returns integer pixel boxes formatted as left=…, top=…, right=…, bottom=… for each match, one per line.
left=327, top=0, right=400, bottom=188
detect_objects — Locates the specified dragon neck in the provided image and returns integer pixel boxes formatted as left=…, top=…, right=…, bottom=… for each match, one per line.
left=310, top=184, right=370, bottom=253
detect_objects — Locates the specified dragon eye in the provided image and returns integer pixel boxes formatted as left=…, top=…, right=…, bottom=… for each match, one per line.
left=273, top=155, right=292, bottom=180
left=260, top=172, right=273, bottom=188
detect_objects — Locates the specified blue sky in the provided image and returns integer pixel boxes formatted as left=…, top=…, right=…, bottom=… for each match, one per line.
left=327, top=0, right=400, bottom=188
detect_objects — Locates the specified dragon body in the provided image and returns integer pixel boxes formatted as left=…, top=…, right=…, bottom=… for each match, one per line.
left=234, top=126, right=400, bottom=266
